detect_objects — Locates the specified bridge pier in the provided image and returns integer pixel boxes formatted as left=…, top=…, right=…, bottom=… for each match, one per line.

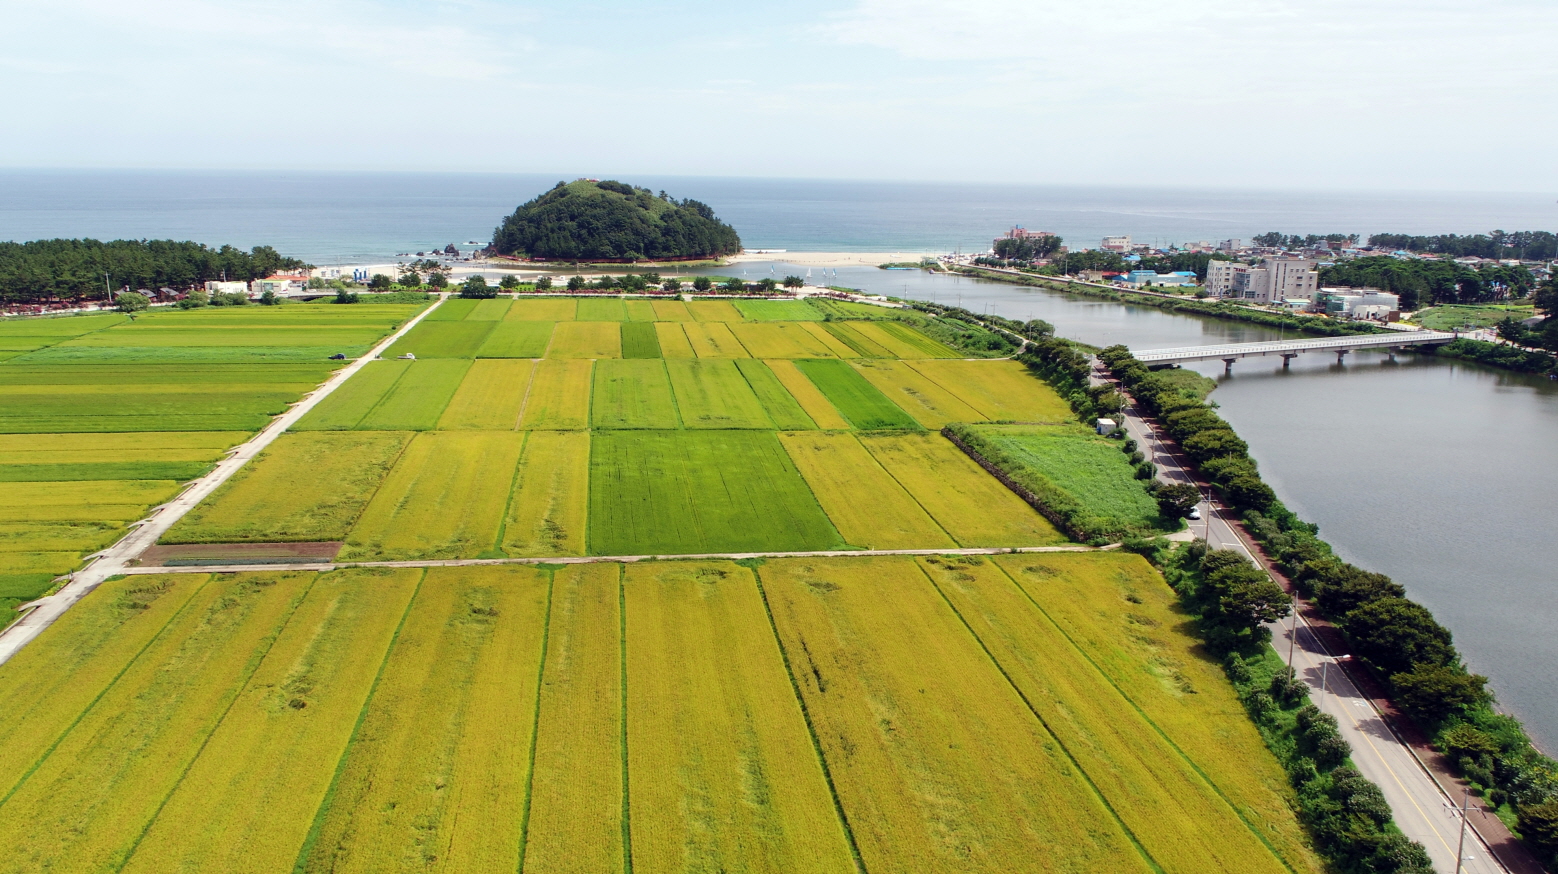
left=1336, top=349, right=1350, bottom=364
left=1222, top=358, right=1236, bottom=374
left=1281, top=353, right=1298, bottom=369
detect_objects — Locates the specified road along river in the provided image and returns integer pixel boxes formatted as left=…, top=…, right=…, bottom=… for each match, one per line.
left=732, top=261, right=1558, bottom=753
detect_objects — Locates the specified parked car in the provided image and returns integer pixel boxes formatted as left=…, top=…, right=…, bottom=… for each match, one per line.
left=1187, top=507, right=1202, bottom=521
left=329, top=353, right=346, bottom=360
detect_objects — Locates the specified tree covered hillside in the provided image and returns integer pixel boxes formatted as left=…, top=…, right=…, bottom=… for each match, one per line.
left=490, top=180, right=742, bottom=261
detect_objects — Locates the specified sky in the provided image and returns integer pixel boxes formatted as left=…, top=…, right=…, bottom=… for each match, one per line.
left=4, top=0, right=1555, bottom=191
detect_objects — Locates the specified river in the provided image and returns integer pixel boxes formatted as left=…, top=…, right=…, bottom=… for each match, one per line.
left=730, top=261, right=1558, bottom=749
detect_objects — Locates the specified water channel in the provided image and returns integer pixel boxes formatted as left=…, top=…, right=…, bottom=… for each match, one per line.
left=726, top=261, right=1558, bottom=749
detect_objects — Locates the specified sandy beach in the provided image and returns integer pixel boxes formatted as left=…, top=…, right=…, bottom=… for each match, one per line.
left=729, top=251, right=937, bottom=267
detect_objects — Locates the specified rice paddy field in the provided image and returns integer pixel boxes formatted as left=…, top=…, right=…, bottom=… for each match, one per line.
left=153, top=296, right=1095, bottom=560
left=0, top=555, right=1321, bottom=873
left=0, top=301, right=426, bottom=613
left=0, top=295, right=1317, bottom=873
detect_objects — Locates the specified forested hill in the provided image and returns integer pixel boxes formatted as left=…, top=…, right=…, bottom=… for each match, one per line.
left=0, top=239, right=307, bottom=304
left=490, top=180, right=742, bottom=261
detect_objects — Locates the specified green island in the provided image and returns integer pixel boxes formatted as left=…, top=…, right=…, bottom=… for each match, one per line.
left=489, top=179, right=742, bottom=262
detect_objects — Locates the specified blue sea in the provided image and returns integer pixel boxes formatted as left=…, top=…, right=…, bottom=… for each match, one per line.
left=1, top=169, right=1553, bottom=264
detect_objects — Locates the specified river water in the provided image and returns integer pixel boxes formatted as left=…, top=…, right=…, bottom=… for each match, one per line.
left=733, top=261, right=1558, bottom=749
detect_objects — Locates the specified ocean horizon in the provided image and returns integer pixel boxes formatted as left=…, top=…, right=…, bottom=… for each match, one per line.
left=2, top=169, right=1555, bottom=265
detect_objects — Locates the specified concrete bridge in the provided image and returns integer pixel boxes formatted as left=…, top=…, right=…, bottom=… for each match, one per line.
left=1130, top=331, right=1459, bottom=372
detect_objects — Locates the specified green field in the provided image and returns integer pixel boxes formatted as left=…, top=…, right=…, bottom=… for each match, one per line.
left=384, top=320, right=495, bottom=358
left=793, top=359, right=920, bottom=429
left=591, top=360, right=681, bottom=429
left=963, top=423, right=1174, bottom=536
left=476, top=321, right=554, bottom=357
left=665, top=360, right=772, bottom=429
left=620, top=321, right=662, bottom=358
left=733, top=299, right=822, bottom=320
left=1413, top=303, right=1535, bottom=331
left=588, top=430, right=843, bottom=555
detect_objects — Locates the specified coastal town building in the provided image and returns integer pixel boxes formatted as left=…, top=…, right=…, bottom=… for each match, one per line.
left=253, top=274, right=309, bottom=296
left=1100, top=235, right=1131, bottom=252
left=203, top=280, right=248, bottom=295
left=1317, top=287, right=1400, bottom=320
left=1204, top=257, right=1318, bottom=303
left=1119, top=270, right=1196, bottom=288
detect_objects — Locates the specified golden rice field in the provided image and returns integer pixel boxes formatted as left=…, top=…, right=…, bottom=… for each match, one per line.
left=681, top=322, right=748, bottom=358
left=439, top=358, right=534, bottom=429
left=778, top=431, right=955, bottom=549
left=907, top=359, right=1074, bottom=422
left=340, top=432, right=525, bottom=560
left=548, top=321, right=621, bottom=359
left=858, top=431, right=1065, bottom=547
left=502, top=431, right=591, bottom=557
left=0, top=555, right=1322, bottom=874
left=518, top=359, right=594, bottom=430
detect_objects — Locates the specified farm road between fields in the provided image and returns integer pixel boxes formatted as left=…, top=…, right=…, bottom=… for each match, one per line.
left=0, top=294, right=452, bottom=667
left=114, top=543, right=1112, bottom=576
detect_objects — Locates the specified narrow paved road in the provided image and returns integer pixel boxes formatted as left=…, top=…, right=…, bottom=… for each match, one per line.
left=1103, top=365, right=1505, bottom=874
left=0, top=294, right=448, bottom=666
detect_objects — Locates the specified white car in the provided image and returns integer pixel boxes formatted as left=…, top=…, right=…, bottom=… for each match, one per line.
left=1187, top=507, right=1202, bottom=521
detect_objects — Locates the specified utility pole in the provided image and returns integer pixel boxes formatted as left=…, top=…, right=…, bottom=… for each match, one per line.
left=1448, top=789, right=1481, bottom=874
left=1287, top=597, right=1299, bottom=677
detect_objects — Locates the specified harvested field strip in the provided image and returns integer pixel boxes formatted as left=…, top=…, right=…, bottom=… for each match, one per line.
left=620, top=322, right=662, bottom=359
left=118, top=569, right=421, bottom=874
left=577, top=298, right=628, bottom=321
left=357, top=359, right=471, bottom=430
left=992, top=553, right=1321, bottom=872
left=666, top=360, right=773, bottom=429
left=650, top=300, right=694, bottom=321
left=797, top=322, right=861, bottom=358
left=0, top=574, right=211, bottom=799
left=625, top=561, right=856, bottom=873
left=519, top=360, right=593, bottom=430
left=0, top=461, right=211, bottom=482
left=778, top=432, right=953, bottom=549
left=918, top=556, right=1294, bottom=874
left=0, top=481, right=183, bottom=523
left=384, top=320, right=495, bottom=359
left=503, top=431, right=590, bottom=557
left=591, top=360, right=680, bottom=429
left=440, top=359, right=535, bottom=429
left=429, top=299, right=480, bottom=320
left=478, top=321, right=555, bottom=358
left=793, top=359, right=919, bottom=430
left=624, top=300, right=656, bottom=321
left=860, top=432, right=1064, bottom=547
left=164, top=431, right=412, bottom=544
left=341, top=432, right=526, bottom=561
left=297, top=566, right=548, bottom=874
left=906, top=360, right=1073, bottom=422
left=735, top=360, right=816, bottom=430
left=734, top=300, right=822, bottom=321
left=508, top=298, right=578, bottom=321
left=758, top=556, right=1154, bottom=874
left=293, top=360, right=411, bottom=430
left=686, top=299, right=742, bottom=321
left=0, top=572, right=313, bottom=873
left=549, top=322, right=621, bottom=359
left=854, top=320, right=959, bottom=358
left=763, top=360, right=849, bottom=430
left=818, top=323, right=892, bottom=358
left=728, top=323, right=838, bottom=358
left=850, top=359, right=985, bottom=428
left=683, top=322, right=750, bottom=358
left=588, top=431, right=843, bottom=556
left=654, top=322, right=696, bottom=358
left=467, top=298, right=514, bottom=320
left=523, top=562, right=624, bottom=874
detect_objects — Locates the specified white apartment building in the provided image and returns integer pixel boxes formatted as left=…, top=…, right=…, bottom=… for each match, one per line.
left=1203, top=258, right=1319, bottom=303
left=1100, top=235, right=1132, bottom=251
